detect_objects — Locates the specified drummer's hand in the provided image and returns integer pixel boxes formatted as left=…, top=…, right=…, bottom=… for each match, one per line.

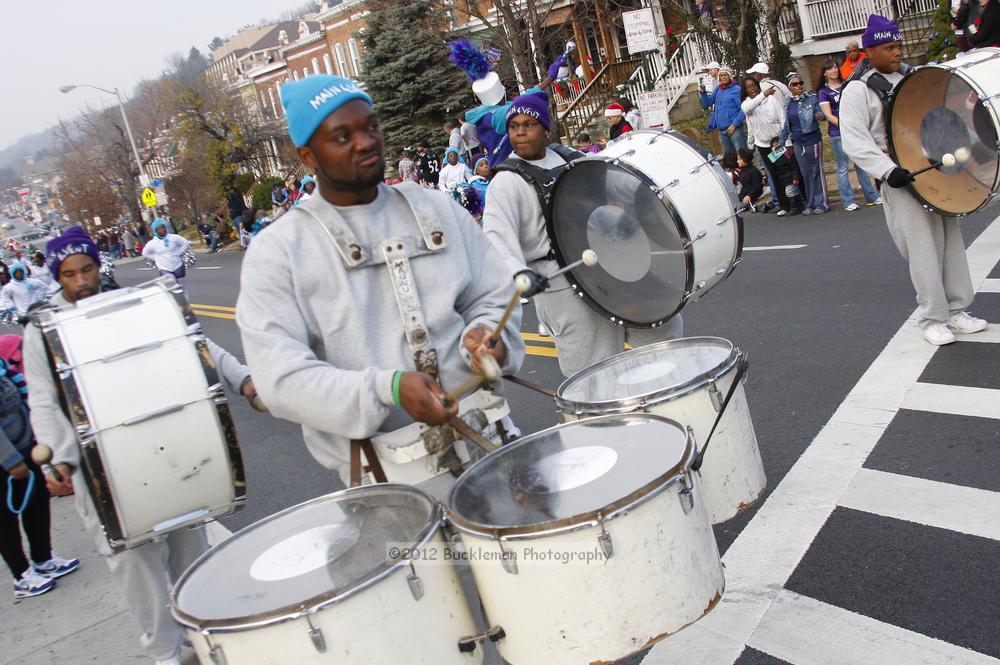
left=463, top=325, right=507, bottom=375
left=240, top=378, right=258, bottom=405
left=886, top=167, right=915, bottom=188
left=7, top=462, right=28, bottom=480
left=45, top=466, right=74, bottom=496
left=742, top=195, right=752, bottom=205
left=726, top=124, right=736, bottom=135
left=399, top=372, right=458, bottom=425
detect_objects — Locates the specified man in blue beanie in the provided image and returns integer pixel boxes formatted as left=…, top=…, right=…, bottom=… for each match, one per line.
left=237, top=74, right=524, bottom=492
left=841, top=15, right=987, bottom=346
left=482, top=91, right=683, bottom=378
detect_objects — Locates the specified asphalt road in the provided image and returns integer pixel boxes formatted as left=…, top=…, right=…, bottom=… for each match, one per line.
left=4, top=204, right=996, bottom=664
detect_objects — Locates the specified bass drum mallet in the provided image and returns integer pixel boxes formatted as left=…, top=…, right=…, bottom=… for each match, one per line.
left=30, top=444, right=65, bottom=482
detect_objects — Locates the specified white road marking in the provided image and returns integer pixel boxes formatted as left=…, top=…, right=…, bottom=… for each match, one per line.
left=840, top=468, right=1000, bottom=541
left=903, top=382, right=1000, bottom=420
left=960, top=326, right=1000, bottom=344
left=642, top=214, right=1000, bottom=665
left=980, top=278, right=1000, bottom=293
left=195, top=266, right=222, bottom=270
left=743, top=244, right=807, bottom=251
left=136, top=268, right=155, bottom=271
left=747, top=590, right=1000, bottom=665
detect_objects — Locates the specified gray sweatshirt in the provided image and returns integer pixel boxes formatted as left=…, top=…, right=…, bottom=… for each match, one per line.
left=483, top=148, right=570, bottom=290
left=235, top=183, right=524, bottom=476
left=840, top=69, right=904, bottom=181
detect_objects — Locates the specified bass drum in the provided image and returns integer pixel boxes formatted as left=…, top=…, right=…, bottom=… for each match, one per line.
left=548, top=129, right=743, bottom=328
left=887, top=47, right=1000, bottom=216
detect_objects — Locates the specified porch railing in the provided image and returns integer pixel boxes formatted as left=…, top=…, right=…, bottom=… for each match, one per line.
left=804, top=0, right=894, bottom=39
left=557, top=59, right=642, bottom=143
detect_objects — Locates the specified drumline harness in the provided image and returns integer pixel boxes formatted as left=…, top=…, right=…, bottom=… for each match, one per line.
left=298, top=185, right=505, bottom=484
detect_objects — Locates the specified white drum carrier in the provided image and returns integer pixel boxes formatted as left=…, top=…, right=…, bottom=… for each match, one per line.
left=555, top=337, right=765, bottom=524
left=34, top=277, right=245, bottom=551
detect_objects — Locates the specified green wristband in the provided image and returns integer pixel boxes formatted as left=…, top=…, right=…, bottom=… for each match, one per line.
left=391, top=371, right=403, bottom=407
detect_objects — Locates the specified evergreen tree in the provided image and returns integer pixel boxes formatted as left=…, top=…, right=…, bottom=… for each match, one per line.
left=927, top=0, right=961, bottom=62
left=688, top=0, right=764, bottom=75
left=361, top=0, right=471, bottom=161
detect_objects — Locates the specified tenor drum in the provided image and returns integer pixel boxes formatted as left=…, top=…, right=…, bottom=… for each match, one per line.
left=172, top=485, right=483, bottom=665
left=887, top=47, right=1000, bottom=216
left=447, top=414, right=724, bottom=665
left=35, top=277, right=244, bottom=551
left=555, top=337, right=764, bottom=523
left=548, top=129, right=743, bottom=327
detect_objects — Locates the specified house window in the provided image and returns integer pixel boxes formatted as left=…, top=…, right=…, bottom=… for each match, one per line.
left=335, top=43, right=348, bottom=77
left=312, top=57, right=320, bottom=75
left=348, top=38, right=362, bottom=75
left=268, top=88, right=278, bottom=117
left=293, top=70, right=299, bottom=81
left=323, top=53, right=333, bottom=75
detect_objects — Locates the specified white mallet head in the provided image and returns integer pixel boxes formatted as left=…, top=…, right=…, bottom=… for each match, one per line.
left=581, top=249, right=599, bottom=267
left=954, top=146, right=972, bottom=164
left=30, top=444, right=53, bottom=466
left=514, top=273, right=532, bottom=294
left=480, top=355, right=501, bottom=381
left=940, top=153, right=956, bottom=168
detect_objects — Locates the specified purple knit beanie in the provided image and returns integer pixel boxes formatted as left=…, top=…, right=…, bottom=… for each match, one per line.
left=46, top=226, right=100, bottom=278
left=862, top=14, right=901, bottom=49
left=506, top=91, right=551, bottom=130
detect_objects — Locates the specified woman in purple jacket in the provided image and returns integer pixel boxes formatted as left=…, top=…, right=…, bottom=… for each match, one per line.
left=780, top=72, right=829, bottom=214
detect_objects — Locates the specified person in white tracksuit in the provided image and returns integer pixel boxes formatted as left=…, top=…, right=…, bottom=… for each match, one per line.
left=23, top=226, right=261, bottom=665
left=0, top=263, right=47, bottom=316
left=840, top=15, right=987, bottom=346
left=141, top=219, right=191, bottom=291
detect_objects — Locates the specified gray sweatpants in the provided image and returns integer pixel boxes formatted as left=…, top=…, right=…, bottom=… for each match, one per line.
left=534, top=287, right=684, bottom=378
left=76, top=485, right=208, bottom=661
left=880, top=183, right=975, bottom=328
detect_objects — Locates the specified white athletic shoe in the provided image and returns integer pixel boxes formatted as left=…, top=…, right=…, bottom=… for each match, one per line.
left=13, top=568, right=55, bottom=598
left=871, top=197, right=883, bottom=206
left=33, top=555, right=80, bottom=580
left=538, top=323, right=551, bottom=337
left=153, top=657, right=182, bottom=665
left=776, top=209, right=789, bottom=217
left=923, top=322, right=956, bottom=346
left=845, top=203, right=860, bottom=211
left=947, top=311, right=988, bottom=334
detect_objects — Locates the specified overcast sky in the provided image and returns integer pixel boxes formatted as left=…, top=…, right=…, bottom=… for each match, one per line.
left=0, top=0, right=306, bottom=151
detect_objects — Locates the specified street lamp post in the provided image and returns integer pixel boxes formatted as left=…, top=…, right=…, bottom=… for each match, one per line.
left=59, top=84, right=150, bottom=187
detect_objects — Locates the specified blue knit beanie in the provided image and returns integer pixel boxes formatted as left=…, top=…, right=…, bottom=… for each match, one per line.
left=281, top=75, right=373, bottom=147
left=506, top=91, right=551, bottom=130
left=151, top=218, right=170, bottom=245
left=46, top=226, right=100, bottom=279
left=862, top=15, right=901, bottom=49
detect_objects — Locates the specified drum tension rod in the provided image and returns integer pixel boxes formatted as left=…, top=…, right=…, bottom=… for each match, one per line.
left=306, top=613, right=327, bottom=653
left=458, top=626, right=507, bottom=653
left=203, top=633, right=228, bottom=665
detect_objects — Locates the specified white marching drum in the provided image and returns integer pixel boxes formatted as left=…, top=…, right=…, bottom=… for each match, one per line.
left=171, top=485, right=483, bottom=665
left=34, top=277, right=244, bottom=551
left=555, top=337, right=765, bottom=524
left=447, top=414, right=724, bottom=665
left=548, top=129, right=743, bottom=327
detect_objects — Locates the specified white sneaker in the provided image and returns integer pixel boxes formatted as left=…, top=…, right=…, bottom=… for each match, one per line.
left=776, top=209, right=788, bottom=217
left=872, top=197, right=883, bottom=206
left=845, top=203, right=860, bottom=211
left=33, top=555, right=80, bottom=579
left=154, top=657, right=181, bottom=665
left=947, top=311, right=987, bottom=334
left=923, top=322, right=956, bottom=346
left=537, top=323, right=551, bottom=337
left=13, top=568, right=55, bottom=598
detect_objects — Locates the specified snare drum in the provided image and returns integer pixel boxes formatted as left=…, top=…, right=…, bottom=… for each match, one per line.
left=887, top=47, right=1000, bottom=216
left=172, top=485, right=482, bottom=665
left=447, top=414, right=724, bottom=665
left=548, top=129, right=743, bottom=327
left=555, top=337, right=765, bottom=524
left=35, top=277, right=244, bottom=551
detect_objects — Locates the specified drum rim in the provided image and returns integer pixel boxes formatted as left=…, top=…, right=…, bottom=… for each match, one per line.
left=553, top=336, right=740, bottom=415
left=446, top=413, right=696, bottom=540
left=170, top=483, right=442, bottom=632
left=546, top=129, right=697, bottom=328
left=886, top=51, right=1000, bottom=217
left=36, top=277, right=247, bottom=552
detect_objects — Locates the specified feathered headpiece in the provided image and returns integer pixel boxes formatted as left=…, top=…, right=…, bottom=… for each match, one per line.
left=448, top=40, right=492, bottom=82
left=453, top=184, right=484, bottom=220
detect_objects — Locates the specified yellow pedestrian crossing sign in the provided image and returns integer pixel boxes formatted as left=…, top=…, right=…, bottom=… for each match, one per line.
left=141, top=188, right=157, bottom=207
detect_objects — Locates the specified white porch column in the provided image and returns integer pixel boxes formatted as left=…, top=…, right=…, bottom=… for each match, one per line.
left=796, top=0, right=816, bottom=41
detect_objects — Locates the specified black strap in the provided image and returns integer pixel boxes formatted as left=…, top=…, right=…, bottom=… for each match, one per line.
left=691, top=353, right=749, bottom=472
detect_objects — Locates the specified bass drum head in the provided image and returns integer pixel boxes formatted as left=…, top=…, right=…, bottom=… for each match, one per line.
left=889, top=64, right=1000, bottom=216
left=173, top=485, right=437, bottom=627
left=448, top=414, right=690, bottom=536
left=556, top=337, right=737, bottom=413
left=549, top=158, right=690, bottom=327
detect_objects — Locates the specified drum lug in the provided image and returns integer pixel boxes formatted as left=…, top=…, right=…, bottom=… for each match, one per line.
left=56, top=362, right=74, bottom=379
left=306, top=613, right=327, bottom=654
left=597, top=514, right=614, bottom=559
left=497, top=539, right=519, bottom=575
left=707, top=376, right=724, bottom=413
left=716, top=215, right=731, bottom=225
left=679, top=468, right=696, bottom=515
left=406, top=560, right=425, bottom=600
left=203, top=633, right=227, bottom=665
left=655, top=179, right=680, bottom=195
left=715, top=266, right=728, bottom=276
left=683, top=230, right=707, bottom=248
left=458, top=625, right=507, bottom=653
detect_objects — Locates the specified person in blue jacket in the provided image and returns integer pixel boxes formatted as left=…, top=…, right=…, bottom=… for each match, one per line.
left=780, top=71, right=830, bottom=214
left=700, top=65, right=747, bottom=155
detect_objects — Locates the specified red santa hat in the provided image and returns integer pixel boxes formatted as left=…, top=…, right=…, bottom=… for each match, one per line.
left=605, top=103, right=625, bottom=118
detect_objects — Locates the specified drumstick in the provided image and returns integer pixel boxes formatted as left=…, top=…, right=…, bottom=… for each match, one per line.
left=545, top=249, right=599, bottom=283
left=442, top=355, right=501, bottom=407
left=911, top=153, right=956, bottom=178
left=30, top=444, right=64, bottom=482
left=488, top=273, right=532, bottom=349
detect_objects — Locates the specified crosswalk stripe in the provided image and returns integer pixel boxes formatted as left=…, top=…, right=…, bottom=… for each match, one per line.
left=840, top=468, right=1000, bottom=541
left=980, top=278, right=1000, bottom=293
left=747, top=590, right=1000, bottom=665
left=902, top=382, right=1000, bottom=420
left=521, top=332, right=553, bottom=343
left=961, top=327, right=1000, bottom=344
left=525, top=344, right=558, bottom=357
